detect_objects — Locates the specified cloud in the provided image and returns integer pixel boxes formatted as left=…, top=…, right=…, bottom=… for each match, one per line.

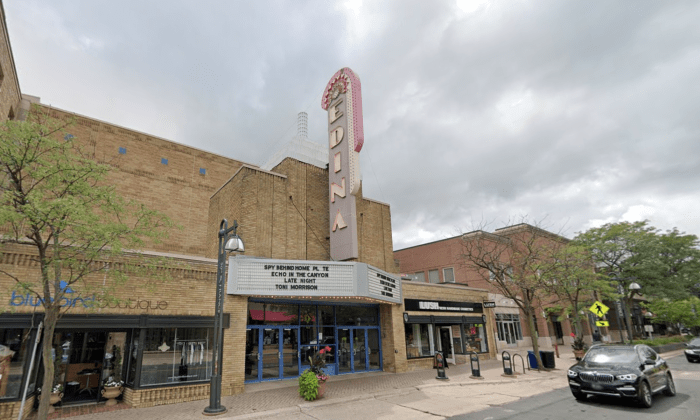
left=6, top=0, right=700, bottom=250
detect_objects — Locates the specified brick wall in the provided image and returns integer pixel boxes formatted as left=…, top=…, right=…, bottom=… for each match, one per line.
left=0, top=4, right=21, bottom=122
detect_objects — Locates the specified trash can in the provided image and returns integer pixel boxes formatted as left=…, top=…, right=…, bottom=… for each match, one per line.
left=540, top=351, right=555, bottom=369
left=527, top=350, right=538, bottom=369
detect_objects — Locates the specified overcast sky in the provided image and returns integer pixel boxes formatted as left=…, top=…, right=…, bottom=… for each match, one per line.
left=6, top=0, right=700, bottom=250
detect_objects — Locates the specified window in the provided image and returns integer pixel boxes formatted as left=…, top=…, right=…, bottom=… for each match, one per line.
left=404, top=324, right=434, bottom=359
left=199, top=168, right=206, bottom=175
left=489, top=265, right=512, bottom=282
left=0, top=328, right=30, bottom=399
left=414, top=272, right=426, bottom=282
left=428, top=269, right=439, bottom=284
left=161, top=158, right=168, bottom=165
left=443, top=268, right=455, bottom=283
left=495, top=314, right=523, bottom=344
left=464, top=323, right=487, bottom=353
left=118, top=147, right=126, bottom=155
left=139, top=327, right=213, bottom=386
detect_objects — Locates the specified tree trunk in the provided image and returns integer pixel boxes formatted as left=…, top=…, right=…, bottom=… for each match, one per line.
left=524, top=295, right=544, bottom=370
left=37, top=306, right=59, bottom=420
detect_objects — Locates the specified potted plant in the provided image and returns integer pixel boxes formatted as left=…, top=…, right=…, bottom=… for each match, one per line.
left=298, top=346, right=331, bottom=401
left=571, top=334, right=586, bottom=360
left=46, top=383, right=64, bottom=414
left=101, top=346, right=124, bottom=406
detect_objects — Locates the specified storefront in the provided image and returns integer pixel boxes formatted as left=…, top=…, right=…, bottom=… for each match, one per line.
left=400, top=282, right=497, bottom=370
left=228, top=257, right=401, bottom=383
left=244, top=300, right=382, bottom=383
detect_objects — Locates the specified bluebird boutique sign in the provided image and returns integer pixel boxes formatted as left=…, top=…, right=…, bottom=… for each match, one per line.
left=9, top=281, right=168, bottom=310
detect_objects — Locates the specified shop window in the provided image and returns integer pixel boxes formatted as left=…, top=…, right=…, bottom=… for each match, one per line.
left=428, top=269, right=439, bottom=284
left=335, top=305, right=378, bottom=326
left=247, top=302, right=299, bottom=325
left=139, top=327, right=213, bottom=387
left=404, top=324, right=434, bottom=358
left=0, top=328, right=30, bottom=400
left=443, top=267, right=455, bottom=283
left=464, top=323, right=487, bottom=353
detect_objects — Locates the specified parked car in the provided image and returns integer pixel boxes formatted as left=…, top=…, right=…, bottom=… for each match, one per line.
left=567, top=344, right=675, bottom=408
left=685, top=338, right=700, bottom=362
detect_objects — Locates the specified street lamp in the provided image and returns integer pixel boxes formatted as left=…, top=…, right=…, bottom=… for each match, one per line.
left=204, top=219, right=244, bottom=416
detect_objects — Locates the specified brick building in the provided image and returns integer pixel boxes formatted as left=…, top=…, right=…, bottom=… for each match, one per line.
left=0, top=5, right=496, bottom=419
left=395, top=224, right=600, bottom=353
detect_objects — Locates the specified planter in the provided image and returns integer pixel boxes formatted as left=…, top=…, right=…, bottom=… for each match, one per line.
left=317, top=380, right=327, bottom=399
left=48, top=392, right=63, bottom=414
left=101, top=386, right=123, bottom=406
left=573, top=349, right=585, bottom=360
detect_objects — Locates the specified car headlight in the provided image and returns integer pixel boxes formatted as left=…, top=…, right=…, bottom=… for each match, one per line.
left=616, top=373, right=638, bottom=381
left=567, top=370, right=578, bottom=378
left=685, top=349, right=693, bottom=354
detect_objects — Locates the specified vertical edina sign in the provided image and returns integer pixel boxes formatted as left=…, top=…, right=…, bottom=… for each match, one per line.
left=322, top=68, right=364, bottom=261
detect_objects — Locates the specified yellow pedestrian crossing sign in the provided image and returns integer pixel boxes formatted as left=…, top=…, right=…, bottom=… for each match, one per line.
left=596, top=321, right=610, bottom=327
left=589, top=301, right=609, bottom=317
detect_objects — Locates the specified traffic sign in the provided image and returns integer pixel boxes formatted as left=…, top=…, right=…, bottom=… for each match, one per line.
left=589, top=301, right=609, bottom=317
left=596, top=320, right=609, bottom=327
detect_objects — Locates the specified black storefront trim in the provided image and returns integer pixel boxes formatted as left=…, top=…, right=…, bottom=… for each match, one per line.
left=0, top=313, right=230, bottom=329
left=404, top=315, right=483, bottom=324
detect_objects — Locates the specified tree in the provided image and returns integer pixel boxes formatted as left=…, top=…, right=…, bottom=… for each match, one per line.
left=657, top=229, right=700, bottom=299
left=574, top=221, right=700, bottom=340
left=0, top=110, right=173, bottom=419
left=460, top=223, right=564, bottom=370
left=537, top=244, right=614, bottom=341
left=646, top=297, right=700, bottom=333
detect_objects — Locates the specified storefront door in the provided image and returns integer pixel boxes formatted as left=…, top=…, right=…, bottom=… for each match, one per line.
left=246, top=326, right=299, bottom=382
left=337, top=327, right=378, bottom=374
left=438, top=327, right=454, bottom=364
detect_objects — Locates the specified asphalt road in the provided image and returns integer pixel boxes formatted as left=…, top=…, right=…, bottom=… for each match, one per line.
left=449, top=354, right=700, bottom=420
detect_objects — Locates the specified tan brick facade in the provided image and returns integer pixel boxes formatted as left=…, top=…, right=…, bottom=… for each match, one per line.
left=0, top=4, right=21, bottom=121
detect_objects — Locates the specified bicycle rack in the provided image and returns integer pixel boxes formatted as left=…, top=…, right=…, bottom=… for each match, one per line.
left=501, top=350, right=515, bottom=376
left=512, top=353, right=526, bottom=375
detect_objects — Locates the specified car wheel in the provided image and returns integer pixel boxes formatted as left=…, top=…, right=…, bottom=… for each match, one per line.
left=637, top=380, right=653, bottom=408
left=663, top=373, right=676, bottom=396
left=571, top=389, right=586, bottom=401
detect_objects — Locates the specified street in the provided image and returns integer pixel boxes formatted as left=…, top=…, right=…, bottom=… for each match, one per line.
left=449, top=354, right=700, bottom=420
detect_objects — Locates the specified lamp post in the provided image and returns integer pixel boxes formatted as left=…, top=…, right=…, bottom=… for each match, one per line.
left=204, top=219, right=244, bottom=416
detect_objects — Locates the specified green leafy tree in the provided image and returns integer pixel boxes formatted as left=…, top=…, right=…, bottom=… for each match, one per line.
left=646, top=297, right=700, bottom=332
left=657, top=229, right=700, bottom=298
left=0, top=110, right=173, bottom=419
left=573, top=221, right=700, bottom=340
left=537, top=244, right=614, bottom=341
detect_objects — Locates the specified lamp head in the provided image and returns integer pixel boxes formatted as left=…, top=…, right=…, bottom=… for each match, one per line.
left=225, top=235, right=245, bottom=252
left=629, top=282, right=641, bottom=291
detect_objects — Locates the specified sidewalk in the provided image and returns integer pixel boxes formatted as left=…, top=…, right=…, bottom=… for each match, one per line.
left=42, top=347, right=582, bottom=420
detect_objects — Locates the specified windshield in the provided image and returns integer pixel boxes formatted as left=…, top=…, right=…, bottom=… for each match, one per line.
left=689, top=338, right=700, bottom=346
left=584, top=347, right=638, bottom=365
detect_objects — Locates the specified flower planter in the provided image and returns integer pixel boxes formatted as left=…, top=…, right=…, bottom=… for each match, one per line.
left=573, top=349, right=585, bottom=360
left=317, top=380, right=327, bottom=399
left=101, top=385, right=123, bottom=406
left=48, top=392, right=63, bottom=414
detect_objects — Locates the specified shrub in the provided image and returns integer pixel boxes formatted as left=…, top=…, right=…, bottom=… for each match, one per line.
left=298, top=369, right=319, bottom=401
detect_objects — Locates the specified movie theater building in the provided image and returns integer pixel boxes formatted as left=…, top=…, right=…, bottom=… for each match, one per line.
left=0, top=8, right=497, bottom=415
